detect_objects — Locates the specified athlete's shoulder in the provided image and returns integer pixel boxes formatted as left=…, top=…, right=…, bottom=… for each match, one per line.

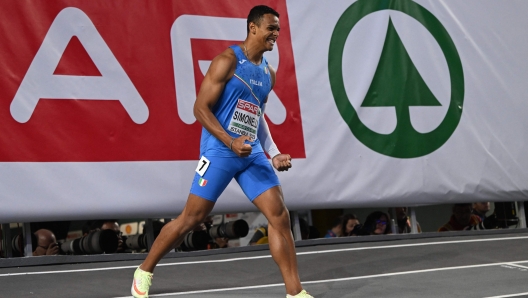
left=213, top=47, right=237, bottom=66
left=207, top=48, right=237, bottom=81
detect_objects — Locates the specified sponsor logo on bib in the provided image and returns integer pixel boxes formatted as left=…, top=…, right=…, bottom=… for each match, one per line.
left=228, top=99, right=260, bottom=139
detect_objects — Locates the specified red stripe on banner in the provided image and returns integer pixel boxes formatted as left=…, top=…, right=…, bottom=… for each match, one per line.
left=0, top=0, right=305, bottom=161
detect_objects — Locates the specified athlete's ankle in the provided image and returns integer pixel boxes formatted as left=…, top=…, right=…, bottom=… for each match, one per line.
left=287, top=288, right=304, bottom=296
left=138, top=264, right=153, bottom=274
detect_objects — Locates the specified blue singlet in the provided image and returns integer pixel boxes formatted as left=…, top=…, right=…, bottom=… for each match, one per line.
left=190, top=45, right=280, bottom=202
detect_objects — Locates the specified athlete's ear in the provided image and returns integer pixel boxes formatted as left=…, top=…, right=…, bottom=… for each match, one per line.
left=249, top=22, right=256, bottom=34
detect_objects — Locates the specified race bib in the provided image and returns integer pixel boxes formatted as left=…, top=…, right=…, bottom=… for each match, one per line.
left=228, top=99, right=261, bottom=140
left=195, top=155, right=210, bottom=176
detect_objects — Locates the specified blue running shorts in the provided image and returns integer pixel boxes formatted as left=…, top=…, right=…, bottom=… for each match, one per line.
left=190, top=152, right=280, bottom=203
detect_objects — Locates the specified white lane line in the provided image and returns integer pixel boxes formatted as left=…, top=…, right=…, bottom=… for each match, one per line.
left=0, top=256, right=271, bottom=277
left=483, top=292, right=528, bottom=298
left=1, top=235, right=528, bottom=277
left=506, top=263, right=528, bottom=270
left=111, top=260, right=528, bottom=297
left=296, top=236, right=528, bottom=256
left=121, top=283, right=286, bottom=297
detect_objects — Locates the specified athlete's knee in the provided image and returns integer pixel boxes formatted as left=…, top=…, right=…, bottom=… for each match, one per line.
left=175, top=211, right=208, bottom=233
left=178, top=195, right=215, bottom=229
left=185, top=214, right=208, bottom=229
left=268, top=207, right=291, bottom=229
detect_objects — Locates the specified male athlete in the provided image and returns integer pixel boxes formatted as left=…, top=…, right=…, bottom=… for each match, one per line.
left=131, top=5, right=313, bottom=298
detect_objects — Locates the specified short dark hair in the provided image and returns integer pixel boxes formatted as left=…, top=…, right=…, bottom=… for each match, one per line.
left=331, top=215, right=344, bottom=228
left=247, top=5, right=279, bottom=34
left=453, top=203, right=473, bottom=213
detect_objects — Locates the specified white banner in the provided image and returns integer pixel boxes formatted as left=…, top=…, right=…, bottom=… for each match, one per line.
left=1, top=0, right=528, bottom=222
left=281, top=0, right=528, bottom=210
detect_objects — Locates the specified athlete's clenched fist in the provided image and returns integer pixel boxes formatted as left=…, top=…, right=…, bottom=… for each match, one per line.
left=272, top=154, right=292, bottom=172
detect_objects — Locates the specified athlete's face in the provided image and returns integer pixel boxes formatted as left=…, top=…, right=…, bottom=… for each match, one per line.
left=252, top=14, right=280, bottom=51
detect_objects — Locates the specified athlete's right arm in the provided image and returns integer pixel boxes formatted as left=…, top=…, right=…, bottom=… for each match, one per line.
left=193, top=49, right=252, bottom=157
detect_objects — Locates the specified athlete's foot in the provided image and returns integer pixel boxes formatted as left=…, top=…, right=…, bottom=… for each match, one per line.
left=287, top=289, right=314, bottom=298
left=131, top=265, right=153, bottom=298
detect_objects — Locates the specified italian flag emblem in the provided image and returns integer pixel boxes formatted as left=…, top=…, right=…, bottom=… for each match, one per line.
left=198, top=177, right=207, bottom=187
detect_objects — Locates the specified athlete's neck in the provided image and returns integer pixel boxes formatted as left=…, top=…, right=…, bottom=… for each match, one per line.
left=242, top=41, right=263, bottom=65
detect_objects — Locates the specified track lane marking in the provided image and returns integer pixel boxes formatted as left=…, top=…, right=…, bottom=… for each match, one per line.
left=483, top=292, right=528, bottom=298
left=506, top=263, right=528, bottom=270
left=296, top=236, right=528, bottom=256
left=1, top=235, right=528, bottom=277
left=110, top=260, right=528, bottom=297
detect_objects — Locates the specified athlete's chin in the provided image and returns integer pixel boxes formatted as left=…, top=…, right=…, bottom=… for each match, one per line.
left=264, top=41, right=276, bottom=51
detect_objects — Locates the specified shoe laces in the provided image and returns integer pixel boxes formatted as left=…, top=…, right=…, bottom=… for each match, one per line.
left=287, top=289, right=313, bottom=298
left=136, top=270, right=153, bottom=289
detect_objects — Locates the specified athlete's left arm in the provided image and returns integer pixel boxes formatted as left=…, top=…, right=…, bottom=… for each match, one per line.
left=258, top=64, right=292, bottom=172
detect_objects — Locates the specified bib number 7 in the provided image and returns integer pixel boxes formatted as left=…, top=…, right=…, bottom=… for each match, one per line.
left=195, top=156, right=210, bottom=176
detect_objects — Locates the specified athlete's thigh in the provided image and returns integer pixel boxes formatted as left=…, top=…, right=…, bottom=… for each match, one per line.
left=190, top=155, right=243, bottom=202
left=235, top=152, right=280, bottom=202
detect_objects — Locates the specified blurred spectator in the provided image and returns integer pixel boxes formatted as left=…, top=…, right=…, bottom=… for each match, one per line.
left=79, top=220, right=122, bottom=253
left=388, top=207, right=421, bottom=234
left=123, top=220, right=166, bottom=253
left=30, top=221, right=70, bottom=244
left=438, top=203, right=490, bottom=231
left=298, top=217, right=310, bottom=240
left=203, top=215, right=229, bottom=249
left=91, top=220, right=124, bottom=253
left=308, top=225, right=320, bottom=239
left=472, top=202, right=491, bottom=221
left=33, top=229, right=59, bottom=256
left=101, top=220, right=124, bottom=253
left=82, top=220, right=94, bottom=236
left=324, top=215, right=343, bottom=238
left=210, top=237, right=229, bottom=249
left=250, top=217, right=312, bottom=245
left=357, top=211, right=392, bottom=236
left=179, top=217, right=250, bottom=250
left=249, top=225, right=269, bottom=245
left=341, top=214, right=360, bottom=236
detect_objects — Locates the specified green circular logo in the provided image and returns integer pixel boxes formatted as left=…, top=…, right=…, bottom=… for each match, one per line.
left=329, top=0, right=464, bottom=158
